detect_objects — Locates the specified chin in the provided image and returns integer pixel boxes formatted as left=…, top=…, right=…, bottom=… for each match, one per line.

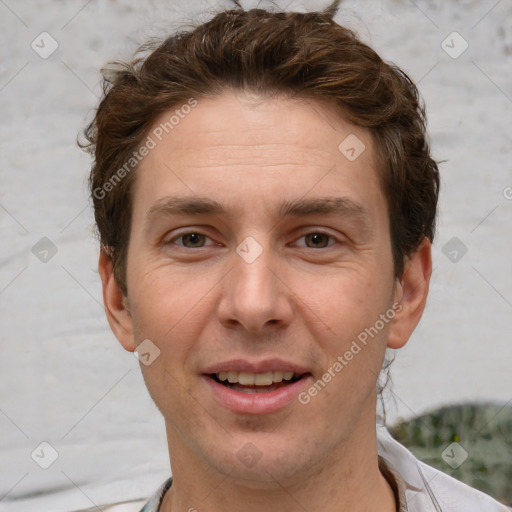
left=204, top=434, right=317, bottom=488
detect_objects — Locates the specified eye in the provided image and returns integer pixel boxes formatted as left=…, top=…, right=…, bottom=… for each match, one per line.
left=294, top=232, right=337, bottom=249
left=169, top=232, right=216, bottom=249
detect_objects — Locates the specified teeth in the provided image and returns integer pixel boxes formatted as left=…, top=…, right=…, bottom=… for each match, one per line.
left=238, top=371, right=255, bottom=385
left=272, top=371, right=284, bottom=383
left=215, top=371, right=299, bottom=385
left=254, top=372, right=273, bottom=385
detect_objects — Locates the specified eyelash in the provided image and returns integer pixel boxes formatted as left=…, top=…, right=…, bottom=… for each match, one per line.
left=167, top=230, right=339, bottom=249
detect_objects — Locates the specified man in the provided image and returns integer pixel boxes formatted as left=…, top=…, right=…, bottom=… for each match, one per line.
left=82, top=2, right=510, bottom=511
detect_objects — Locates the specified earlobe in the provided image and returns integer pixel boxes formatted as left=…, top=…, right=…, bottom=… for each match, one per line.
left=98, top=250, right=136, bottom=352
left=387, top=238, right=432, bottom=349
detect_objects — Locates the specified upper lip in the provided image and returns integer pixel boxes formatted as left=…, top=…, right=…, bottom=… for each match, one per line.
left=203, top=358, right=310, bottom=375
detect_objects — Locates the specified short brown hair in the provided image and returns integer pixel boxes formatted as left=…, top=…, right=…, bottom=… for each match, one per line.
left=82, top=4, right=440, bottom=296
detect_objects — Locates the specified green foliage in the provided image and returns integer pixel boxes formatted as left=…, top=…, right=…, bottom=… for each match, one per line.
left=389, top=403, right=512, bottom=506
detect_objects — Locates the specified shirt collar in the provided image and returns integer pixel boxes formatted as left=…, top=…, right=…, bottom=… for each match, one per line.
left=139, top=477, right=172, bottom=512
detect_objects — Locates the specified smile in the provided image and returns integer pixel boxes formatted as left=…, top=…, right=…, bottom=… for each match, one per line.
left=213, top=370, right=301, bottom=392
left=203, top=369, right=311, bottom=414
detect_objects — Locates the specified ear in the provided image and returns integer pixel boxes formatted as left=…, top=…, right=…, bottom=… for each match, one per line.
left=98, top=250, right=136, bottom=352
left=387, top=237, right=432, bottom=349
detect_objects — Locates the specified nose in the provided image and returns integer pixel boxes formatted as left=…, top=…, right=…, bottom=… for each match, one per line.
left=217, top=241, right=293, bottom=335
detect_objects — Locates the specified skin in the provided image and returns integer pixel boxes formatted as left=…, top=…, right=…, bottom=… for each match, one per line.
left=99, top=90, right=432, bottom=512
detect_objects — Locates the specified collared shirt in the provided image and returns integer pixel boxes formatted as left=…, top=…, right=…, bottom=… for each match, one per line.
left=137, top=425, right=511, bottom=512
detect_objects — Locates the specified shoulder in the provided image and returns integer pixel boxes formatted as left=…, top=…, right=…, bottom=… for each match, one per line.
left=73, top=477, right=172, bottom=512
left=75, top=500, right=148, bottom=511
left=74, top=500, right=148, bottom=512
left=103, top=503, right=148, bottom=511
left=376, top=424, right=511, bottom=512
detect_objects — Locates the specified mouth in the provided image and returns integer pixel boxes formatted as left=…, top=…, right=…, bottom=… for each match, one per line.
left=202, top=362, right=312, bottom=414
left=209, top=371, right=306, bottom=394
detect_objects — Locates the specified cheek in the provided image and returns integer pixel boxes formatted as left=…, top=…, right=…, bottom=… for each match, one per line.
left=127, top=258, right=205, bottom=333
left=306, top=267, right=390, bottom=332
left=127, top=263, right=223, bottom=380
left=302, top=267, right=394, bottom=384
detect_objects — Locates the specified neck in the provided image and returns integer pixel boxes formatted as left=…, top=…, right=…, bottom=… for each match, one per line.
left=160, top=415, right=396, bottom=512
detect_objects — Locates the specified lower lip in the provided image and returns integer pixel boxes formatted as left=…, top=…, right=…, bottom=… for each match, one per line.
left=203, top=375, right=311, bottom=415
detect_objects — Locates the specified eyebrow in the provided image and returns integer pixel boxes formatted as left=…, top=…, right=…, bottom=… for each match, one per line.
left=145, top=197, right=226, bottom=225
left=144, top=195, right=371, bottom=229
left=278, top=196, right=367, bottom=220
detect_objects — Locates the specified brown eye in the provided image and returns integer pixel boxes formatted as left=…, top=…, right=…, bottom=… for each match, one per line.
left=173, top=232, right=209, bottom=248
left=303, top=233, right=333, bottom=248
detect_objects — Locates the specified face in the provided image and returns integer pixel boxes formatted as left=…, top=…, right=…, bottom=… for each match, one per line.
left=104, top=90, right=425, bottom=487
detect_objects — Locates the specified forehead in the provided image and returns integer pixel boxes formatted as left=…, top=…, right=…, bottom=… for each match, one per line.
left=148, top=91, right=374, bottom=169
left=131, top=90, right=385, bottom=225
